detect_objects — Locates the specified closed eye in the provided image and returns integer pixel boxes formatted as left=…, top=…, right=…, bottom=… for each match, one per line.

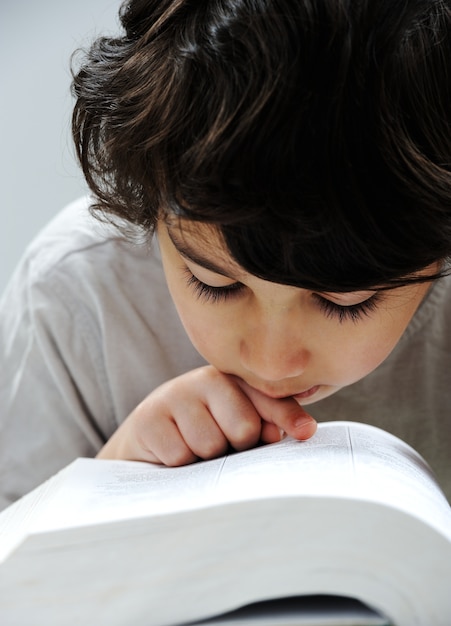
left=184, top=267, right=382, bottom=321
left=312, top=293, right=382, bottom=323
left=184, top=269, right=246, bottom=302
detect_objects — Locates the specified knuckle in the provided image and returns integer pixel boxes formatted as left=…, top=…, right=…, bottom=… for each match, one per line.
left=194, top=364, right=225, bottom=386
left=198, top=438, right=229, bottom=460
left=230, top=419, right=260, bottom=450
left=164, top=447, right=197, bottom=467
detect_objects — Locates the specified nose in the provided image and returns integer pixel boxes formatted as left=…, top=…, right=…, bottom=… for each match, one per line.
left=240, top=315, right=310, bottom=382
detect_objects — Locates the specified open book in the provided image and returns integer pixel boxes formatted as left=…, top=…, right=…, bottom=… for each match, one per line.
left=0, top=421, right=450, bottom=626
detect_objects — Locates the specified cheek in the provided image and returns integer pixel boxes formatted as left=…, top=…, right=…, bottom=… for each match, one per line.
left=354, top=341, right=393, bottom=375
left=334, top=316, right=410, bottom=384
left=160, top=255, right=232, bottom=363
left=181, top=313, right=212, bottom=354
left=171, top=293, right=235, bottom=364
left=323, top=339, right=386, bottom=386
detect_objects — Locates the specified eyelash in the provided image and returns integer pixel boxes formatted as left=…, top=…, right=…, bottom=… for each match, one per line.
left=311, top=293, right=382, bottom=323
left=184, top=270, right=246, bottom=303
left=184, top=269, right=382, bottom=322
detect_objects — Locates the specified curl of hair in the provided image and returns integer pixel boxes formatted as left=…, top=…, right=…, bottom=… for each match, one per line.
left=71, top=0, right=451, bottom=291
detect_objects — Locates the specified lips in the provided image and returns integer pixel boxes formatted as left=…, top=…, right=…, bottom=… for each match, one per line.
left=239, top=378, right=321, bottom=401
left=249, top=385, right=320, bottom=401
left=292, top=385, right=320, bottom=400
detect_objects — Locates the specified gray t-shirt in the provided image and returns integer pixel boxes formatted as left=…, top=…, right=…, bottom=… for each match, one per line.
left=1, top=196, right=450, bottom=508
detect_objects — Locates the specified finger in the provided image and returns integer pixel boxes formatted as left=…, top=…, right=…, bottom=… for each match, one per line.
left=260, top=421, right=283, bottom=444
left=268, top=398, right=317, bottom=440
left=166, top=368, right=263, bottom=454
left=204, top=376, right=264, bottom=451
left=131, top=402, right=199, bottom=466
left=173, top=404, right=231, bottom=460
left=235, top=379, right=317, bottom=441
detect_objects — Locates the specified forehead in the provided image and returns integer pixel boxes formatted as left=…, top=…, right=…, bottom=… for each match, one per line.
left=167, top=217, right=221, bottom=243
left=165, top=217, right=244, bottom=274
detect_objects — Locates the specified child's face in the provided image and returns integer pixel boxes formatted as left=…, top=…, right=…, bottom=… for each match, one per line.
left=157, top=219, right=436, bottom=405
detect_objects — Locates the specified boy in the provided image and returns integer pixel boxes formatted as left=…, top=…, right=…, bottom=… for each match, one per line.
left=1, top=0, right=450, bottom=510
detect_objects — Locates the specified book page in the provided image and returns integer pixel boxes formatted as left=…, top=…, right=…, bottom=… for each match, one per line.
left=13, top=421, right=451, bottom=541
left=216, top=422, right=451, bottom=537
left=2, top=422, right=451, bottom=626
left=0, top=470, right=68, bottom=562
left=28, top=455, right=226, bottom=533
left=348, top=424, right=451, bottom=537
left=23, top=425, right=359, bottom=533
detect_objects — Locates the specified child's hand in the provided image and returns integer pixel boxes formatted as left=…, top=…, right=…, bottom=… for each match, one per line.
left=97, top=365, right=317, bottom=465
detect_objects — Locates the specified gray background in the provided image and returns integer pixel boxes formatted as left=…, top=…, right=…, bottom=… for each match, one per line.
left=0, top=0, right=121, bottom=295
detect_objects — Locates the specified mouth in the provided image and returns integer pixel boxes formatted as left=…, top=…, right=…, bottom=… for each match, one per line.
left=245, top=382, right=321, bottom=401
left=292, top=386, right=320, bottom=401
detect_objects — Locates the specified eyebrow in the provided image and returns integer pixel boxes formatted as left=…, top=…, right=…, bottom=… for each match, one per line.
left=167, top=228, right=241, bottom=278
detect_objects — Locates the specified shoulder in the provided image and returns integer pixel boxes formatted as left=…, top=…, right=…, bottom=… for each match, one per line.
left=22, top=195, right=157, bottom=283
left=1, top=195, right=177, bottom=369
left=8, top=195, right=167, bottom=313
left=1, top=194, right=204, bottom=425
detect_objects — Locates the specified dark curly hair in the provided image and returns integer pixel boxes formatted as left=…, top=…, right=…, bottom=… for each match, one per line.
left=71, top=0, right=451, bottom=292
